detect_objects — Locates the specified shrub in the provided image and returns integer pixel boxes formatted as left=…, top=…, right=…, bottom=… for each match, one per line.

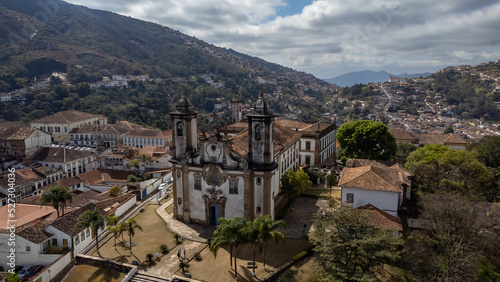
left=146, top=253, right=154, bottom=263
left=194, top=252, right=201, bottom=261
left=160, top=244, right=168, bottom=254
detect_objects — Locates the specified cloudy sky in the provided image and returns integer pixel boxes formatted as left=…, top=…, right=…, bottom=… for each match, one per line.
left=64, top=0, right=500, bottom=78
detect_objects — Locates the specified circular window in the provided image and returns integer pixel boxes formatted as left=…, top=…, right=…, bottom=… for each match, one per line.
left=211, top=145, right=216, bottom=151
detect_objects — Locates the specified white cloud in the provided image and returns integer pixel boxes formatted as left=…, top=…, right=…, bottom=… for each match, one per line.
left=65, top=0, right=500, bottom=78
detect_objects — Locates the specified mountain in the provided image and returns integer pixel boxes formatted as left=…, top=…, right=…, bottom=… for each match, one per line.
left=0, top=0, right=327, bottom=86
left=324, top=70, right=431, bottom=87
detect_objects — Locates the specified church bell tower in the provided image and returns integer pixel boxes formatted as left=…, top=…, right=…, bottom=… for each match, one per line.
left=247, top=87, right=276, bottom=168
left=230, top=91, right=243, bottom=124
left=170, top=87, right=198, bottom=160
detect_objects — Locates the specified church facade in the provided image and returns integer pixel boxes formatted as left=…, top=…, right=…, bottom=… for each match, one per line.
left=170, top=88, right=336, bottom=225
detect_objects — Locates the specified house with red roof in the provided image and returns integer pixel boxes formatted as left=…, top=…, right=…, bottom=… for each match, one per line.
left=339, top=159, right=413, bottom=216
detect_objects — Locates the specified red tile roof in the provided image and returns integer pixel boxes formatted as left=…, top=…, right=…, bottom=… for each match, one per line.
left=338, top=166, right=406, bottom=193
left=50, top=203, right=103, bottom=236
left=30, top=147, right=94, bottom=163
left=31, top=110, right=99, bottom=124
left=358, top=204, right=403, bottom=231
left=0, top=204, right=58, bottom=230
left=76, top=169, right=130, bottom=185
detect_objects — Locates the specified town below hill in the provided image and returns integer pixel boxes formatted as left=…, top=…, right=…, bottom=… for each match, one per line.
left=324, top=70, right=432, bottom=87
left=330, top=60, right=500, bottom=141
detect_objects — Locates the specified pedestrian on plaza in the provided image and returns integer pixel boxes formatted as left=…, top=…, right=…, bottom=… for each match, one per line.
left=183, top=248, right=186, bottom=259
left=177, top=248, right=181, bottom=260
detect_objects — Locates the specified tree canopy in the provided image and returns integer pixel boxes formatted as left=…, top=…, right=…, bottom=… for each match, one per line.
left=402, top=193, right=500, bottom=281
left=336, top=120, right=397, bottom=161
left=75, top=207, right=107, bottom=254
left=405, top=144, right=496, bottom=201
left=312, top=205, right=403, bottom=281
left=470, top=136, right=500, bottom=169
left=280, top=168, right=312, bottom=204
left=39, top=184, right=75, bottom=218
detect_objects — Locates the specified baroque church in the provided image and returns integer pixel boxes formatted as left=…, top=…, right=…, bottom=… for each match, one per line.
left=170, top=88, right=337, bottom=225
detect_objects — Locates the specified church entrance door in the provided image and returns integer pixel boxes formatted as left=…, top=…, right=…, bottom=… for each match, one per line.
left=209, top=203, right=221, bottom=225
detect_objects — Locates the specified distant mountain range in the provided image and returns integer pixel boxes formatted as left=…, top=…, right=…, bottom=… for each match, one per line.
left=323, top=70, right=432, bottom=87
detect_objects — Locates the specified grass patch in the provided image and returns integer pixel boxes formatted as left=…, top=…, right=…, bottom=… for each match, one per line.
left=180, top=239, right=312, bottom=282
left=274, top=256, right=321, bottom=282
left=165, top=203, right=174, bottom=214
left=63, top=264, right=126, bottom=282
left=89, top=203, right=180, bottom=267
left=159, top=193, right=173, bottom=205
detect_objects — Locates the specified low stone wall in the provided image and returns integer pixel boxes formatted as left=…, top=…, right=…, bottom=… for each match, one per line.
left=75, top=254, right=137, bottom=278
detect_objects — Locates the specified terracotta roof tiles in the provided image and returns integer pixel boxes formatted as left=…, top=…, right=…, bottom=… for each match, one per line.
left=50, top=203, right=103, bottom=236
left=30, top=147, right=94, bottom=163
left=15, top=221, right=54, bottom=243
left=338, top=166, right=404, bottom=193
left=31, top=110, right=98, bottom=124
left=358, top=204, right=403, bottom=231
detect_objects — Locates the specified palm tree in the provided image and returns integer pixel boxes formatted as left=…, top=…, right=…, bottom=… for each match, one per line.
left=59, top=187, right=75, bottom=216
left=108, top=215, right=119, bottom=226
left=75, top=207, right=106, bottom=255
left=107, top=225, right=121, bottom=250
left=123, top=218, right=143, bottom=251
left=245, top=220, right=263, bottom=277
left=210, top=217, right=248, bottom=280
left=39, top=184, right=75, bottom=218
left=254, top=215, right=286, bottom=270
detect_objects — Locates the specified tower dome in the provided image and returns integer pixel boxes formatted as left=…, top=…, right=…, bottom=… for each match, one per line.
left=175, top=87, right=195, bottom=114
left=253, top=86, right=272, bottom=116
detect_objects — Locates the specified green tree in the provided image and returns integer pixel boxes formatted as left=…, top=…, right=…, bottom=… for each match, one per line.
left=395, top=142, right=417, bottom=165
left=326, top=173, right=338, bottom=197
left=6, top=273, right=22, bottom=282
left=405, top=144, right=496, bottom=200
left=39, top=184, right=75, bottom=218
left=245, top=219, right=263, bottom=277
left=127, top=174, right=138, bottom=182
left=75, top=207, right=107, bottom=255
left=109, top=185, right=121, bottom=197
left=336, top=120, right=397, bottom=160
left=470, top=136, right=500, bottom=168
left=443, top=126, right=454, bottom=134
left=128, top=159, right=140, bottom=171
left=280, top=168, right=312, bottom=207
left=122, top=218, right=143, bottom=251
left=210, top=217, right=248, bottom=279
left=253, top=214, right=286, bottom=271
left=107, top=225, right=122, bottom=250
left=312, top=205, right=403, bottom=281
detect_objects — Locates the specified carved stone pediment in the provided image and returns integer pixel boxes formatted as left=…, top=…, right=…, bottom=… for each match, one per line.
left=202, top=163, right=226, bottom=186
left=204, top=187, right=223, bottom=200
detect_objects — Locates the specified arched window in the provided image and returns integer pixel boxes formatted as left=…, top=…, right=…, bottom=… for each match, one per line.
left=255, top=124, right=262, bottom=141
left=177, top=122, right=183, bottom=136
